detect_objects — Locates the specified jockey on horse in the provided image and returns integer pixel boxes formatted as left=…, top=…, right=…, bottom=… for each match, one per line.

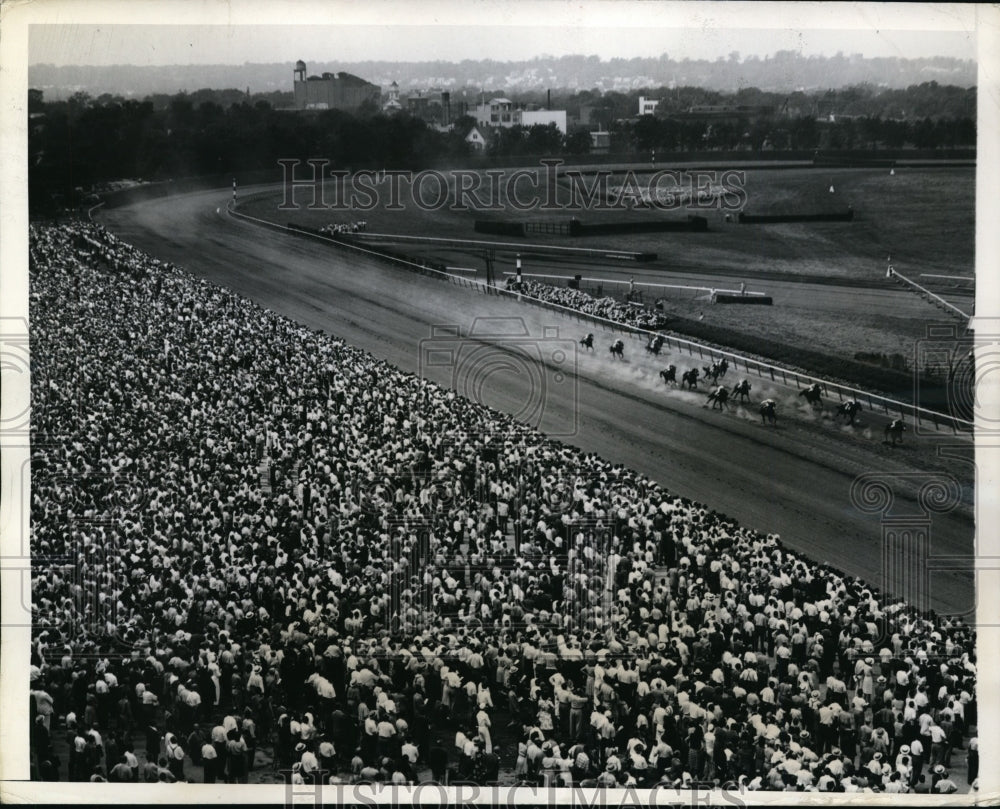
left=799, top=383, right=822, bottom=407
left=645, top=334, right=665, bottom=355
left=706, top=386, right=730, bottom=411
left=660, top=365, right=677, bottom=385
left=884, top=418, right=906, bottom=445
left=732, top=378, right=752, bottom=403
left=760, top=399, right=777, bottom=425
left=610, top=339, right=625, bottom=359
left=580, top=333, right=594, bottom=351
left=835, top=400, right=863, bottom=425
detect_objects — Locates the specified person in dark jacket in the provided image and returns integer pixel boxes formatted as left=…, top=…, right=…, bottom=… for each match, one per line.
left=428, top=744, right=448, bottom=783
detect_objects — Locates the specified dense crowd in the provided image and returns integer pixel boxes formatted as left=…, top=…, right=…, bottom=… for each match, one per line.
left=27, top=221, right=977, bottom=793
left=507, top=278, right=670, bottom=331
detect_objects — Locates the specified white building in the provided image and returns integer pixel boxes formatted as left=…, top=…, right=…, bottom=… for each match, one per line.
left=474, top=97, right=516, bottom=128
left=465, top=125, right=491, bottom=152
left=473, top=97, right=568, bottom=134
left=519, top=109, right=567, bottom=134
left=638, top=96, right=660, bottom=116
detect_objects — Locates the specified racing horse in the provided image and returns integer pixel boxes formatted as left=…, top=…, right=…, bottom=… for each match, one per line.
left=732, top=379, right=752, bottom=404
left=645, top=334, right=665, bottom=356
left=610, top=339, right=625, bottom=359
left=659, top=365, right=677, bottom=385
left=706, top=386, right=731, bottom=411
left=580, top=333, right=594, bottom=351
left=799, top=383, right=823, bottom=408
left=884, top=418, right=906, bottom=445
left=703, top=360, right=728, bottom=383
left=835, top=400, right=863, bottom=425
left=681, top=368, right=699, bottom=389
left=760, top=399, right=777, bottom=425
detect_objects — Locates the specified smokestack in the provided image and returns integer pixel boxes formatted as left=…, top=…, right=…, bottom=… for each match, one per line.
left=547, top=89, right=551, bottom=109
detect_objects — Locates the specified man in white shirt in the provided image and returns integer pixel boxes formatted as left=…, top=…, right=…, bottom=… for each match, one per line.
left=908, top=736, right=925, bottom=786
left=934, top=770, right=958, bottom=794
left=401, top=739, right=419, bottom=765
left=928, top=722, right=948, bottom=767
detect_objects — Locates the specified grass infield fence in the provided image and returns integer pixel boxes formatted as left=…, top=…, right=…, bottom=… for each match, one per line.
left=889, top=269, right=971, bottom=323
left=227, top=201, right=974, bottom=435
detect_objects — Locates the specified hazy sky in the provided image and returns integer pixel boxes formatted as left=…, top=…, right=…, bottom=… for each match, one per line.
left=26, top=2, right=979, bottom=66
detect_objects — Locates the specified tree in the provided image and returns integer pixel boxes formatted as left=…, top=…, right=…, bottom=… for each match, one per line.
left=633, top=115, right=662, bottom=151
left=912, top=117, right=937, bottom=149
left=525, top=123, right=564, bottom=156
left=67, top=91, right=92, bottom=110
left=789, top=116, right=819, bottom=150
left=565, top=129, right=592, bottom=155
left=859, top=116, right=882, bottom=149
left=489, top=125, right=527, bottom=157
left=880, top=119, right=908, bottom=149
left=450, top=114, right=477, bottom=138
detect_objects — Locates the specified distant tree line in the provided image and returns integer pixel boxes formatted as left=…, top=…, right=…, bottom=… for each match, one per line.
left=28, top=81, right=975, bottom=212
left=561, top=81, right=975, bottom=126
left=615, top=111, right=976, bottom=152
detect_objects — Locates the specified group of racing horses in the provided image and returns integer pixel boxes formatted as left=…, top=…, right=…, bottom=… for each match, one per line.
left=582, top=333, right=907, bottom=443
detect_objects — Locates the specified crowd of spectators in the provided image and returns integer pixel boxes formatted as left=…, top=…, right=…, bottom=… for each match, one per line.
left=26, top=221, right=977, bottom=793
left=506, top=278, right=670, bottom=331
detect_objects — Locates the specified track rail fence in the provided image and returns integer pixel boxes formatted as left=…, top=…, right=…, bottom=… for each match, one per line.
left=890, top=269, right=971, bottom=322
left=226, top=202, right=974, bottom=435
left=347, top=230, right=653, bottom=261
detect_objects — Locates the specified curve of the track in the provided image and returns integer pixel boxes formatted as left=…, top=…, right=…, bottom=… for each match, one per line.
left=99, top=186, right=976, bottom=617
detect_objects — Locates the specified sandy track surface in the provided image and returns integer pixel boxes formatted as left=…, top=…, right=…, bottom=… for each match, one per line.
left=99, top=187, right=976, bottom=618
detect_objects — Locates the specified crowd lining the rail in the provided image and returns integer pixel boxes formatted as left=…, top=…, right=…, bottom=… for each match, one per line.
left=506, top=278, right=671, bottom=331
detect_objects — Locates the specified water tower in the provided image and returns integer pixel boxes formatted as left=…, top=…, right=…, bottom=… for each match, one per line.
left=294, top=60, right=307, bottom=82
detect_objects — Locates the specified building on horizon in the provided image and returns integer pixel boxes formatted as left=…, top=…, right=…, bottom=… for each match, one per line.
left=465, top=124, right=492, bottom=152
left=473, top=96, right=567, bottom=134
left=382, top=81, right=403, bottom=112
left=589, top=129, right=611, bottom=154
left=638, top=96, right=660, bottom=116
left=474, top=97, right=516, bottom=128
left=382, top=84, right=452, bottom=125
left=293, top=60, right=381, bottom=111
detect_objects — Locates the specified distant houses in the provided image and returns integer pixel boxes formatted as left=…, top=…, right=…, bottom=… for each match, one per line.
left=288, top=59, right=861, bottom=156
left=383, top=82, right=454, bottom=125
left=472, top=96, right=567, bottom=134
left=289, top=61, right=571, bottom=146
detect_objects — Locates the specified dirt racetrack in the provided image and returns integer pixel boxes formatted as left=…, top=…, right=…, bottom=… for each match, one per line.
left=98, top=186, right=976, bottom=619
